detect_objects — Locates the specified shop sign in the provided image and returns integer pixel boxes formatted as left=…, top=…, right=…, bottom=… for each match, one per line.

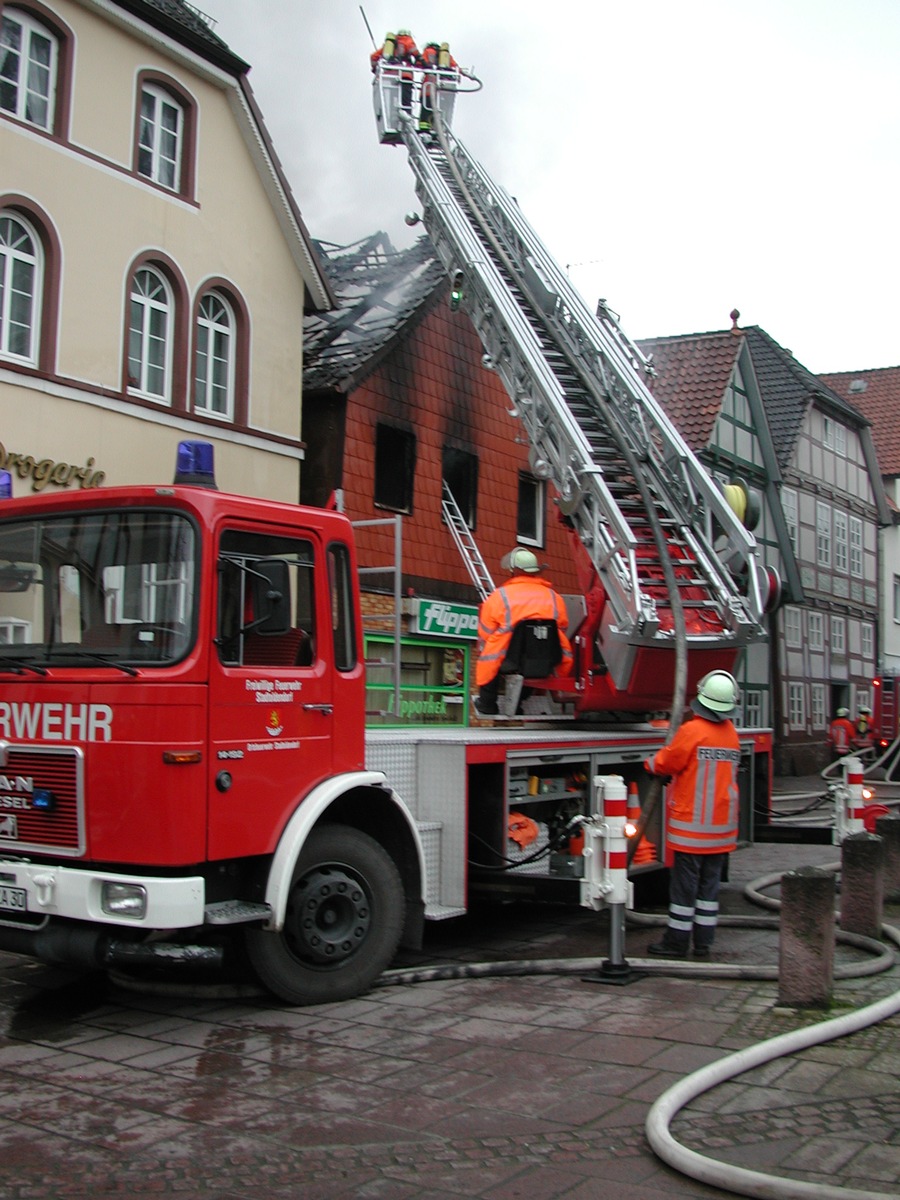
left=412, top=599, right=479, bottom=640
left=0, top=442, right=105, bottom=493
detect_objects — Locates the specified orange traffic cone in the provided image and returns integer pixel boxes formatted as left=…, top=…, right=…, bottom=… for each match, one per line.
left=626, top=781, right=657, bottom=865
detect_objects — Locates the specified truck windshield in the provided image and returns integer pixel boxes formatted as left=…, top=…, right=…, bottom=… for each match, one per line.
left=0, top=510, right=196, bottom=667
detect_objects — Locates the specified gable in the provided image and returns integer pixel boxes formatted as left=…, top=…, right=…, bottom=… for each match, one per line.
left=637, top=331, right=742, bottom=452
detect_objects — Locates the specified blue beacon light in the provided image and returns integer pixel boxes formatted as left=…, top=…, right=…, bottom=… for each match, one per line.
left=174, top=441, right=218, bottom=489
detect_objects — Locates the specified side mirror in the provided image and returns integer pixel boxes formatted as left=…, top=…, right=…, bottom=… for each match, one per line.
left=249, top=559, right=291, bottom=635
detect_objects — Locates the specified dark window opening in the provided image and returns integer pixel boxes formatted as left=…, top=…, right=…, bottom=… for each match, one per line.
left=443, top=446, right=478, bottom=530
left=374, top=423, right=416, bottom=513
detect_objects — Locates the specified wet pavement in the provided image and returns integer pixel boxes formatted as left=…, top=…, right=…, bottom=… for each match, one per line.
left=0, top=830, right=897, bottom=1198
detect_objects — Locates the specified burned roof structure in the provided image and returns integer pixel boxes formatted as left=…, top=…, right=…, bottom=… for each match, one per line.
left=303, top=234, right=445, bottom=393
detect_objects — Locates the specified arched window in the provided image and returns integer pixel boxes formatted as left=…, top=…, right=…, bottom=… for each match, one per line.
left=194, top=290, right=235, bottom=419
left=138, top=82, right=183, bottom=191
left=0, top=210, right=42, bottom=363
left=128, top=266, right=173, bottom=401
left=0, top=6, right=58, bottom=131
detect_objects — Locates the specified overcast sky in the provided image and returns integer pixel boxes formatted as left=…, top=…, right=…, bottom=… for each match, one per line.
left=199, top=0, right=899, bottom=375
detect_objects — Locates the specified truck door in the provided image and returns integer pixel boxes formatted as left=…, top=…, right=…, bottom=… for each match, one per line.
left=208, top=527, right=332, bottom=860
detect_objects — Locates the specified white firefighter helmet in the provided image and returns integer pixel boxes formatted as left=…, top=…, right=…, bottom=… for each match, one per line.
left=694, top=670, right=739, bottom=716
left=503, top=548, right=541, bottom=575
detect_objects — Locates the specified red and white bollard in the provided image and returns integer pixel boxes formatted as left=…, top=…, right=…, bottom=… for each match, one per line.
left=833, top=756, right=868, bottom=843
left=581, top=774, right=636, bottom=981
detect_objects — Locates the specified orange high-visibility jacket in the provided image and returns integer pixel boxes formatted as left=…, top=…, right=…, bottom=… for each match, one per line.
left=476, top=575, right=573, bottom=687
left=421, top=44, right=459, bottom=69
left=647, top=715, right=740, bottom=854
left=828, top=717, right=855, bottom=754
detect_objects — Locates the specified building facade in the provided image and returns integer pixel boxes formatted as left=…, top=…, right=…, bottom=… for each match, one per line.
left=642, top=320, right=888, bottom=773
left=821, top=366, right=900, bottom=738
left=303, top=234, right=581, bottom=726
left=1, top=0, right=332, bottom=502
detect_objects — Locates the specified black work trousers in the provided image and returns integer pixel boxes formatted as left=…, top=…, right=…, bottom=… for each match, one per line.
left=663, top=851, right=729, bottom=951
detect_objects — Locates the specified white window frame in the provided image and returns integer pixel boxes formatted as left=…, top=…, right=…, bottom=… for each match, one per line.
left=194, top=291, right=235, bottom=420
left=0, top=7, right=58, bottom=131
left=781, top=486, right=798, bottom=553
left=788, top=683, right=805, bottom=730
left=831, top=615, right=846, bottom=655
left=128, top=266, right=173, bottom=402
left=0, top=210, right=41, bottom=364
left=784, top=606, right=802, bottom=648
left=823, top=417, right=846, bottom=456
left=808, top=611, right=824, bottom=651
left=816, top=501, right=831, bottom=568
left=138, top=83, right=182, bottom=191
left=744, top=689, right=762, bottom=728
left=811, top=683, right=826, bottom=730
left=862, top=623, right=873, bottom=660
left=849, top=516, right=863, bottom=578
left=833, top=510, right=848, bottom=574
left=516, top=472, right=545, bottom=548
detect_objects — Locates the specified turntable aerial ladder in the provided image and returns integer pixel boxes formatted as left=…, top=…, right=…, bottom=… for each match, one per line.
left=372, top=62, right=776, bottom=716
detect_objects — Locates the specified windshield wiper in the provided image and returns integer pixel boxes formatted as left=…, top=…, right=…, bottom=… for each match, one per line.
left=0, top=659, right=49, bottom=676
left=45, top=649, right=139, bottom=677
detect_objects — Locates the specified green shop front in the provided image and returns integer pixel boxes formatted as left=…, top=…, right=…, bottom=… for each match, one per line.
left=365, top=599, right=478, bottom=727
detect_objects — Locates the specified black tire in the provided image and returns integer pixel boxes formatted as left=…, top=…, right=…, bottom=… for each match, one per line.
left=246, top=825, right=405, bottom=1005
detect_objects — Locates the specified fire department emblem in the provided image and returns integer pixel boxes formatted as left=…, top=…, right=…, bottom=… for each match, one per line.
left=265, top=711, right=283, bottom=737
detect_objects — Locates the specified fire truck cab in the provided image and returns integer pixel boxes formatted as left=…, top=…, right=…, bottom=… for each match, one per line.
left=0, top=448, right=425, bottom=1005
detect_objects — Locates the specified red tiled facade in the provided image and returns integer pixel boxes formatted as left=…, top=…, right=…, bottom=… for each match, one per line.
left=338, top=292, right=581, bottom=599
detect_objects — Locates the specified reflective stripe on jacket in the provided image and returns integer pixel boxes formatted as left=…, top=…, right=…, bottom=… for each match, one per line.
left=476, top=575, right=573, bottom=687
left=648, top=716, right=740, bottom=854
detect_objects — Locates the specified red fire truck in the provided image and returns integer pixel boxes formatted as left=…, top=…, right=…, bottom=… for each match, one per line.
left=0, top=68, right=776, bottom=1006
left=0, top=444, right=772, bottom=1005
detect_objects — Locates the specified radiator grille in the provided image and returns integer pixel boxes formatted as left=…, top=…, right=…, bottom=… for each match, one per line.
left=0, top=744, right=84, bottom=856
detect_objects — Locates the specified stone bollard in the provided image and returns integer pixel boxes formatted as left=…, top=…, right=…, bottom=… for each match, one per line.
left=779, top=867, right=835, bottom=1008
left=874, top=814, right=900, bottom=903
left=840, top=831, right=884, bottom=939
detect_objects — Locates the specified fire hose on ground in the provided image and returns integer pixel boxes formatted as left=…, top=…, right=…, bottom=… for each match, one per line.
left=377, top=867, right=900, bottom=1200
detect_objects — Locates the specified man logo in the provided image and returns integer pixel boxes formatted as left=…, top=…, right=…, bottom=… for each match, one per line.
left=0, top=815, right=17, bottom=839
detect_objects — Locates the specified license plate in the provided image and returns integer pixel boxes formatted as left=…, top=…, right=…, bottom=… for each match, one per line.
left=0, top=886, right=26, bottom=913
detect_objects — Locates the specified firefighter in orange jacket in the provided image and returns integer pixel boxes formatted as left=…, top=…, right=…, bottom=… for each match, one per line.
left=828, top=707, right=855, bottom=758
left=643, top=670, right=741, bottom=958
left=370, top=29, right=420, bottom=112
left=418, top=41, right=459, bottom=131
left=474, top=548, right=573, bottom=716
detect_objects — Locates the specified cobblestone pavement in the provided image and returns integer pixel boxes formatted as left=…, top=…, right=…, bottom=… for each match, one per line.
left=0, top=838, right=897, bottom=1199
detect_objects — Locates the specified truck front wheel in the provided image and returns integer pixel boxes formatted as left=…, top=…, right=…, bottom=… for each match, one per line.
left=246, top=825, right=405, bottom=1005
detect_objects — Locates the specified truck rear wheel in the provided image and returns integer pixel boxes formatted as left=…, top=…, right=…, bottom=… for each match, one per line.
left=246, top=825, right=405, bottom=1005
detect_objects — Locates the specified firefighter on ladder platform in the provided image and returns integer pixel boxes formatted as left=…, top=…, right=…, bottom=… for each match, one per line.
left=418, top=41, right=459, bottom=131
left=370, top=29, right=421, bottom=114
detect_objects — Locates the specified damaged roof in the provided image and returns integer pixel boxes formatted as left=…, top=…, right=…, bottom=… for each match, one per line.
left=304, top=234, right=445, bottom=392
